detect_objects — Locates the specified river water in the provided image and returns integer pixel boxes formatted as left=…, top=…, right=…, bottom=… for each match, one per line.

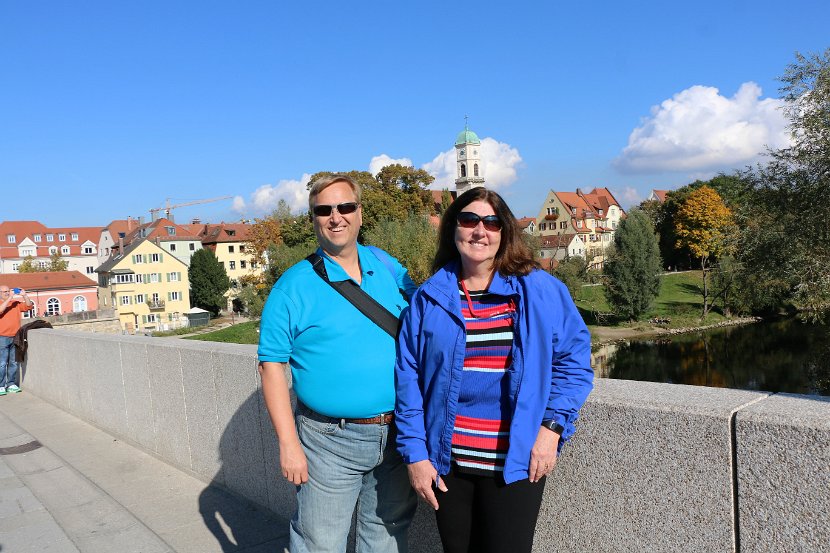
left=591, top=318, right=830, bottom=396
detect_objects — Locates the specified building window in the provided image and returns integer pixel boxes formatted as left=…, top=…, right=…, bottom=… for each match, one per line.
left=474, top=164, right=479, bottom=177
left=251, top=261, right=258, bottom=269
left=460, top=164, right=466, bottom=177
left=189, top=243, right=195, bottom=251
left=49, top=246, right=58, bottom=255
left=114, top=273, right=134, bottom=284
left=150, top=273, right=160, bottom=283
left=169, top=291, right=181, bottom=301
left=71, top=233, right=79, bottom=241
left=240, top=260, right=246, bottom=269
left=133, top=254, right=143, bottom=264
left=150, top=253, right=160, bottom=262
left=540, top=223, right=546, bottom=231
left=239, top=245, right=245, bottom=253
left=46, top=298, right=61, bottom=315
left=33, top=234, right=41, bottom=242
left=38, top=261, right=49, bottom=269
left=169, top=243, right=176, bottom=251
left=73, top=296, right=87, bottom=312
left=11, top=263, right=19, bottom=271
left=227, top=229, right=236, bottom=237
left=165, top=226, right=176, bottom=236
left=120, top=295, right=131, bottom=305
left=228, top=245, right=235, bottom=253
left=135, top=294, right=145, bottom=303
left=58, top=233, right=66, bottom=241
left=83, top=245, right=94, bottom=254
left=20, top=247, right=35, bottom=257
left=86, top=266, right=94, bottom=274
left=560, top=222, right=567, bottom=229
left=61, top=246, right=70, bottom=255
left=229, top=260, right=236, bottom=270
left=168, top=272, right=180, bottom=282
left=46, top=234, right=54, bottom=242
left=6, top=235, right=15, bottom=244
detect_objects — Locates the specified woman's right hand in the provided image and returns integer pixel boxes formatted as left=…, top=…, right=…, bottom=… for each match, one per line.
left=407, top=460, right=447, bottom=510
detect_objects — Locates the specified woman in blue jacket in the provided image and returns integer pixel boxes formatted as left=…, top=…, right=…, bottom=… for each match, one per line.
left=395, top=187, right=593, bottom=553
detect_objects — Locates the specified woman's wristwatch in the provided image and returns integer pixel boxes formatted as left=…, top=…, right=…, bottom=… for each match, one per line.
left=541, top=419, right=565, bottom=435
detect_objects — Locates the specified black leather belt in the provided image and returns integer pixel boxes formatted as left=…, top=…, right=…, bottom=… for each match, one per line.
left=300, top=403, right=394, bottom=425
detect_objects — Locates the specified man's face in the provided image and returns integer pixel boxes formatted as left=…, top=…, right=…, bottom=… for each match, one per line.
left=312, top=180, right=362, bottom=258
left=0, top=287, right=9, bottom=300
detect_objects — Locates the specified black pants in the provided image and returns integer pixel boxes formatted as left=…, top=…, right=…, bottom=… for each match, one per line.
left=434, top=465, right=547, bottom=553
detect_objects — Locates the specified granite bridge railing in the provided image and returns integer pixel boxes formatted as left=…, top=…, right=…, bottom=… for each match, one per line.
left=21, top=329, right=829, bottom=553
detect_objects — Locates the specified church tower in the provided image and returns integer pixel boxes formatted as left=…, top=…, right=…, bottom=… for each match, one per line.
left=455, top=121, right=485, bottom=195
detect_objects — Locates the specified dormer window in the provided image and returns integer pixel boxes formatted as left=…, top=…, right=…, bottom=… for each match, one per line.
left=33, top=234, right=42, bottom=242
left=118, top=232, right=126, bottom=238
left=166, top=226, right=176, bottom=236
left=61, top=245, right=70, bottom=255
left=46, top=234, right=54, bottom=242
left=6, top=234, right=15, bottom=244
left=227, top=230, right=236, bottom=237
left=71, top=233, right=78, bottom=241
left=58, top=233, right=66, bottom=241
left=49, top=246, right=58, bottom=254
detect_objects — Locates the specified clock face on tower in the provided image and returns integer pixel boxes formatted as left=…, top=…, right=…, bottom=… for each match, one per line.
left=460, top=150, right=465, bottom=156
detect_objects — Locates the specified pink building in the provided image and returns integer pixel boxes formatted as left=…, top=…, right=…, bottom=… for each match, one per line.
left=0, top=271, right=99, bottom=318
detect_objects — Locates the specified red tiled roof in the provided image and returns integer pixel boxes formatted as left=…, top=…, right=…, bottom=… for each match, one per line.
left=122, top=218, right=202, bottom=245
left=517, top=217, right=535, bottom=229
left=1, top=271, right=97, bottom=291
left=199, top=223, right=254, bottom=244
left=540, top=233, right=579, bottom=248
left=651, top=189, right=668, bottom=202
left=0, top=221, right=103, bottom=260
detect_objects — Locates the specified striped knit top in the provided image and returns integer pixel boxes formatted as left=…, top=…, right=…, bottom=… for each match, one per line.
left=450, top=282, right=516, bottom=476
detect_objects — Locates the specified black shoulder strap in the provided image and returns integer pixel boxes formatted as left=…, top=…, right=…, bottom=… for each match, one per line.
left=306, top=253, right=399, bottom=337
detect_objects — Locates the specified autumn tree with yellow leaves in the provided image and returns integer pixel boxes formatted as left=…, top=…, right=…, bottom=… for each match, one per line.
left=674, top=185, right=735, bottom=318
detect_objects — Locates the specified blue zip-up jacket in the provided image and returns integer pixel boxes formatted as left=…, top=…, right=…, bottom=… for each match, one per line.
left=395, top=262, right=593, bottom=484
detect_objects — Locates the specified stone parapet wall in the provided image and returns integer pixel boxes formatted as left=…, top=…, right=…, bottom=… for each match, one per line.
left=20, top=329, right=829, bottom=553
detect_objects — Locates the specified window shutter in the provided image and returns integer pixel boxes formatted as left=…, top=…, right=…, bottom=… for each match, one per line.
left=177, top=272, right=181, bottom=280
left=142, top=315, right=147, bottom=323
left=165, top=273, right=169, bottom=282
left=167, top=291, right=171, bottom=301
left=159, top=253, right=163, bottom=262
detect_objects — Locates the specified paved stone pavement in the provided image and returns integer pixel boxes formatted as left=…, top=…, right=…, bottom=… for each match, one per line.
left=0, top=392, right=288, bottom=553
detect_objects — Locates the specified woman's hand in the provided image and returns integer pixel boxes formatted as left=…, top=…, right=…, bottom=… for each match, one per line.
left=529, top=426, right=560, bottom=483
left=407, top=460, right=447, bottom=510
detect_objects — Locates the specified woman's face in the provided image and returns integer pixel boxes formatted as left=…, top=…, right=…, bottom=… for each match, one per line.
left=454, top=200, right=502, bottom=270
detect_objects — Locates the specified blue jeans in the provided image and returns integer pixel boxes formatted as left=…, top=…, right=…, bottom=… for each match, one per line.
left=290, top=405, right=417, bottom=553
left=0, top=336, right=18, bottom=388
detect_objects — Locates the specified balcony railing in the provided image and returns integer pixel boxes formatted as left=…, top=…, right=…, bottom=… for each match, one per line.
left=146, top=300, right=165, bottom=310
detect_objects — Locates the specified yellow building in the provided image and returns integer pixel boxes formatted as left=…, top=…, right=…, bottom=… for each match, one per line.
left=198, top=223, right=264, bottom=311
left=96, top=238, right=191, bottom=333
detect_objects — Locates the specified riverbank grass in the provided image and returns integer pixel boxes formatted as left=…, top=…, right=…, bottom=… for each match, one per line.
left=576, top=271, right=729, bottom=334
left=184, top=320, right=260, bottom=344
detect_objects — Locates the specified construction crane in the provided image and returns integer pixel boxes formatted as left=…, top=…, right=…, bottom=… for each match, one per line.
left=149, top=196, right=233, bottom=222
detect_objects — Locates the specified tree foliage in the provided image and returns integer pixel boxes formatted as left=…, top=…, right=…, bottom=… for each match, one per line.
left=603, top=209, right=662, bottom=321
left=737, top=48, right=830, bottom=321
left=552, top=256, right=589, bottom=301
left=17, top=252, right=69, bottom=272
left=362, top=214, right=438, bottom=285
left=188, top=248, right=231, bottom=316
left=675, top=185, right=735, bottom=317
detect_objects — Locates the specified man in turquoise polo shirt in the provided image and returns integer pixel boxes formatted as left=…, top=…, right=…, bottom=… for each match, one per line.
left=258, top=174, right=418, bottom=553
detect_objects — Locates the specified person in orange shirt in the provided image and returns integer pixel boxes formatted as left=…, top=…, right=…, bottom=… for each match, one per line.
left=0, top=285, right=34, bottom=395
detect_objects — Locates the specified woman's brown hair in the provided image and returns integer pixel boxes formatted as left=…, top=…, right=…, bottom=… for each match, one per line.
left=432, top=187, right=539, bottom=276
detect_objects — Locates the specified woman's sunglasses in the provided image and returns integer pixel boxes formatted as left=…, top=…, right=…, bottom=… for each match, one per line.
left=312, top=202, right=359, bottom=217
left=456, top=211, right=503, bottom=232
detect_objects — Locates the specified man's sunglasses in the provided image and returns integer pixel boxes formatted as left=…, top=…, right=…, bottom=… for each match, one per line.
left=312, top=202, right=359, bottom=217
left=456, top=212, right=503, bottom=232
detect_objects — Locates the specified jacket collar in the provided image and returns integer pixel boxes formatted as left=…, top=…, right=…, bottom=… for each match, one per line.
left=424, top=260, right=520, bottom=304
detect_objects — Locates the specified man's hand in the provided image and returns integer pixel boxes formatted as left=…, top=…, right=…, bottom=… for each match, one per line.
left=279, top=439, right=308, bottom=485
left=529, top=426, right=560, bottom=483
left=406, top=460, right=447, bottom=510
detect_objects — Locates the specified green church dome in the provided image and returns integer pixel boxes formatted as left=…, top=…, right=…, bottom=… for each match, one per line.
left=455, top=129, right=481, bottom=146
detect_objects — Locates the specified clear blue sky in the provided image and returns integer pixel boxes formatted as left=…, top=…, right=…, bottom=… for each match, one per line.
left=2, top=1, right=828, bottom=227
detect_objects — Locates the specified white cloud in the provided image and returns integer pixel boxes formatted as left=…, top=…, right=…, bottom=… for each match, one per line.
left=234, top=174, right=312, bottom=215
left=615, top=82, right=790, bottom=174
left=613, top=186, right=642, bottom=209
left=422, top=137, right=523, bottom=190
left=368, top=154, right=413, bottom=176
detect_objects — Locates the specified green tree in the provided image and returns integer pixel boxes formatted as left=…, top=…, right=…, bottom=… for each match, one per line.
left=236, top=284, right=266, bottom=318
left=189, top=248, right=231, bottom=316
left=675, top=186, right=735, bottom=318
left=439, top=189, right=453, bottom=214
left=552, top=256, right=589, bottom=301
left=362, top=214, right=437, bottom=285
left=17, top=252, right=68, bottom=272
left=603, top=209, right=662, bottom=321
left=737, top=48, right=830, bottom=321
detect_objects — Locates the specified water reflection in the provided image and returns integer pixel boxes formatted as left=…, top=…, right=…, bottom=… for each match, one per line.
left=592, top=318, right=830, bottom=396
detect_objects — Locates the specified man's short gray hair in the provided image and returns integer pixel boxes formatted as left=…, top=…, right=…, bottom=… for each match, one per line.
left=308, top=174, right=362, bottom=212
